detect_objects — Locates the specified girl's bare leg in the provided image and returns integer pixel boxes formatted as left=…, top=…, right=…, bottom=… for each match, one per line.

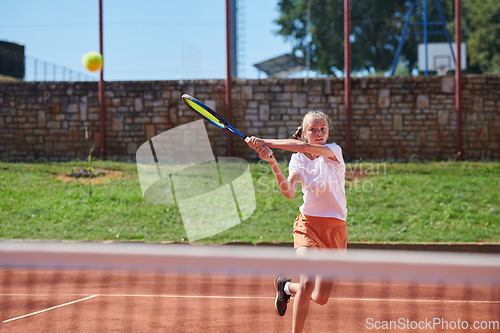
left=288, top=276, right=333, bottom=332
left=288, top=247, right=334, bottom=333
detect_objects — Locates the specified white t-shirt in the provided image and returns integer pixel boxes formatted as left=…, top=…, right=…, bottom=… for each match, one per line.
left=288, top=143, right=347, bottom=221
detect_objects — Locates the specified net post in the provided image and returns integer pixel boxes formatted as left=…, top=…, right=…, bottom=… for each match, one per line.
left=98, top=0, right=106, bottom=159
left=344, top=0, right=352, bottom=161
left=455, top=0, right=463, bottom=157
left=225, top=0, right=233, bottom=157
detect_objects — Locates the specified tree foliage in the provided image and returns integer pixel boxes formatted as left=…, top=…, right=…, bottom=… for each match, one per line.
left=276, top=0, right=500, bottom=75
left=276, top=0, right=411, bottom=75
left=463, top=0, right=500, bottom=73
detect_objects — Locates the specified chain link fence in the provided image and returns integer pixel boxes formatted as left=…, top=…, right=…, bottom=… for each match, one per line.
left=1, top=0, right=497, bottom=81
left=0, top=46, right=97, bottom=82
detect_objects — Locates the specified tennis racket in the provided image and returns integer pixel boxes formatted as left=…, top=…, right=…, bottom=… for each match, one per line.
left=181, top=94, right=273, bottom=158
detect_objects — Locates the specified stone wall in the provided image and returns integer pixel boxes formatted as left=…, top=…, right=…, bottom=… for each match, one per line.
left=0, top=76, right=499, bottom=162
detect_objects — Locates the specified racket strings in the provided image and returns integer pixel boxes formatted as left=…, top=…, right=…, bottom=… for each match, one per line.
left=182, top=96, right=225, bottom=129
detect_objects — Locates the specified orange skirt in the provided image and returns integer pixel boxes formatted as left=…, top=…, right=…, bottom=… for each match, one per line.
left=293, top=214, right=347, bottom=250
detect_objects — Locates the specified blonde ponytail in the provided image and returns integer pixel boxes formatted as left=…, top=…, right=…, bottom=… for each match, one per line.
left=292, top=126, right=303, bottom=140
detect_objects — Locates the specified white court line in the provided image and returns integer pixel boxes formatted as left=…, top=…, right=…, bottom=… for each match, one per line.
left=3, top=295, right=98, bottom=323
left=335, top=297, right=500, bottom=304
left=97, top=294, right=274, bottom=299
left=1, top=294, right=94, bottom=297
left=1, top=294, right=498, bottom=304
left=100, top=295, right=499, bottom=304
left=0, top=294, right=273, bottom=300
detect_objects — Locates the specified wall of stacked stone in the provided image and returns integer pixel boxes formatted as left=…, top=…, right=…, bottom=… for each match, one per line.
left=0, top=76, right=498, bottom=162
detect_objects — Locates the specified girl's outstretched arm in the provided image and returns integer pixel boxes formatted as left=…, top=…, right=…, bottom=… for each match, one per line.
left=247, top=137, right=338, bottom=162
left=255, top=146, right=299, bottom=199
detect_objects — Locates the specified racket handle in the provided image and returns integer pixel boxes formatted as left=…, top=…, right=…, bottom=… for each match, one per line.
left=244, top=137, right=273, bottom=159
left=261, top=147, right=274, bottom=159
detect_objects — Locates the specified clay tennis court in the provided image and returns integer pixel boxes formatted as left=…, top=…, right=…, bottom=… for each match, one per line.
left=1, top=269, right=499, bottom=332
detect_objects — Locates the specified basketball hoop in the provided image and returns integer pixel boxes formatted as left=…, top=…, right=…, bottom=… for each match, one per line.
left=437, top=65, right=449, bottom=76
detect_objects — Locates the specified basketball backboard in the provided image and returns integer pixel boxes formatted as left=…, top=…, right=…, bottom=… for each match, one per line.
left=418, top=42, right=467, bottom=71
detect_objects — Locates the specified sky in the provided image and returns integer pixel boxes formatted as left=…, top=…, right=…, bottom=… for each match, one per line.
left=1, top=0, right=294, bottom=81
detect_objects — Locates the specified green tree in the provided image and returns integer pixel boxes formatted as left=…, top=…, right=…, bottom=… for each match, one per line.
left=276, top=0, right=412, bottom=75
left=463, top=0, right=500, bottom=73
left=275, top=0, right=481, bottom=75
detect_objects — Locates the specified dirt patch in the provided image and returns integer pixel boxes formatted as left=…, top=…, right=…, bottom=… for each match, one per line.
left=53, top=168, right=125, bottom=185
left=345, top=169, right=372, bottom=183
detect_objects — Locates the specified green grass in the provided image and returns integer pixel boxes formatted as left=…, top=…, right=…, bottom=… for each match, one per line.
left=346, top=162, right=500, bottom=242
left=0, top=160, right=499, bottom=244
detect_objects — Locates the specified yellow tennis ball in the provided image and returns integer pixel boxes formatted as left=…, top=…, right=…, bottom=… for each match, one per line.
left=82, top=52, right=103, bottom=72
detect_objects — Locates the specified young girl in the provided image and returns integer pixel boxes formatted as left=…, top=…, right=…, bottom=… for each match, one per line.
left=246, top=110, right=347, bottom=333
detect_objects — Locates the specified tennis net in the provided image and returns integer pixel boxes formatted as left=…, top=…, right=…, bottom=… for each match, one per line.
left=1, top=240, right=499, bottom=332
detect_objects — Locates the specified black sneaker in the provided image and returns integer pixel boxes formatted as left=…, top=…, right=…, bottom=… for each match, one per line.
left=274, top=275, right=291, bottom=316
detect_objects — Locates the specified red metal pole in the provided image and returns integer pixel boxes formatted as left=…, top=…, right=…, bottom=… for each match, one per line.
left=225, top=0, right=233, bottom=157
left=344, top=0, right=352, bottom=161
left=99, top=0, right=106, bottom=159
left=455, top=0, right=463, bottom=157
